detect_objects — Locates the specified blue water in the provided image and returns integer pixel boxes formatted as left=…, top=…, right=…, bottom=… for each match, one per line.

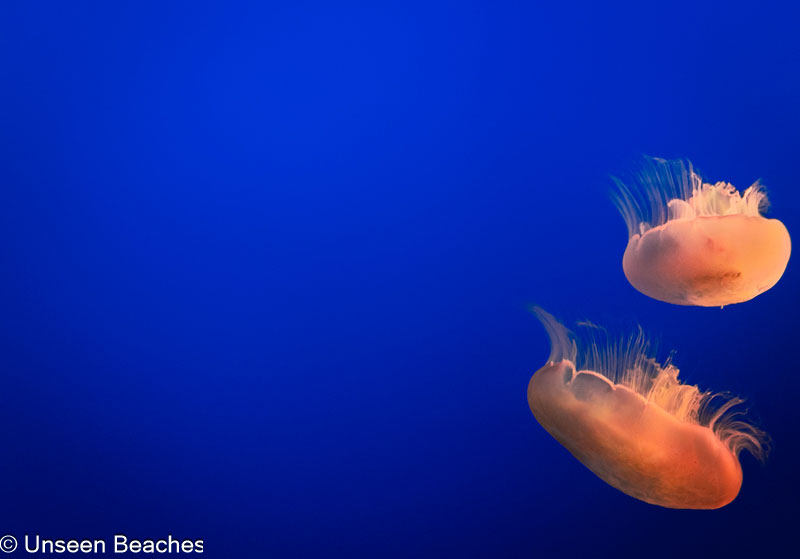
left=1, top=2, right=798, bottom=557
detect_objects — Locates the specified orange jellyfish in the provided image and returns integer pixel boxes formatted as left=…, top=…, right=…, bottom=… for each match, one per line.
left=528, top=309, right=767, bottom=509
left=613, top=157, right=791, bottom=306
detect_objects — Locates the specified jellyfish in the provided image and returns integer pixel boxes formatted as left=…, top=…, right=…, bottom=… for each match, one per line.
left=613, top=157, right=791, bottom=307
left=527, top=309, right=767, bottom=509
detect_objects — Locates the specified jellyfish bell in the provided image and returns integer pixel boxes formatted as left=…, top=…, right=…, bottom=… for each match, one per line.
left=528, top=309, right=767, bottom=509
left=613, top=157, right=791, bottom=307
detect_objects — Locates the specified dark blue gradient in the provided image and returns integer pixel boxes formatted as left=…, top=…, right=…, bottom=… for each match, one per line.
left=1, top=2, right=798, bottom=557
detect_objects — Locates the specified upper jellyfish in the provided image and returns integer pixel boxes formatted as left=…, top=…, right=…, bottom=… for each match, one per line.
left=612, top=157, right=791, bottom=307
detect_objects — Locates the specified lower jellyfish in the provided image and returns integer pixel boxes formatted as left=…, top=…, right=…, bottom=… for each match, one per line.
left=613, top=157, right=791, bottom=307
left=528, top=309, right=767, bottom=509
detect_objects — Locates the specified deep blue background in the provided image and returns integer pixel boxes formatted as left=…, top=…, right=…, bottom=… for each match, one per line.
left=1, top=1, right=798, bottom=557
